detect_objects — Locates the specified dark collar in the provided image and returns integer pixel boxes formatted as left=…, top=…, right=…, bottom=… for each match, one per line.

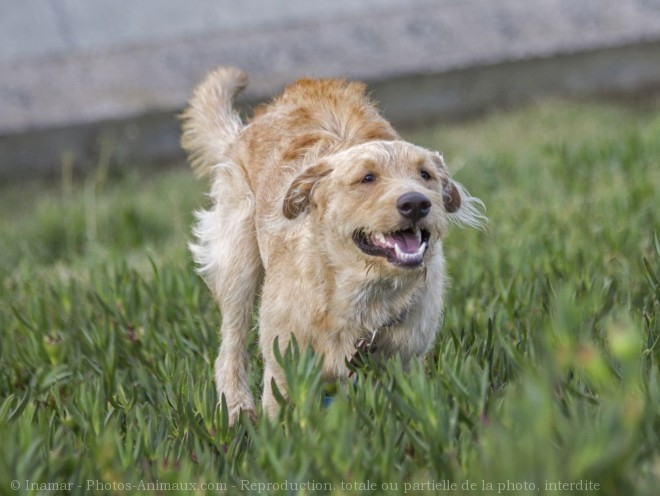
left=346, top=305, right=410, bottom=378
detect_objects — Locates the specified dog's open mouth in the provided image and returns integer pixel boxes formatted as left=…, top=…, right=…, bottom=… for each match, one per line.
left=353, top=227, right=430, bottom=267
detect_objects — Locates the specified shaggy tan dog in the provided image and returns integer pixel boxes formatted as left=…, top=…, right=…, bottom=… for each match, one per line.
left=182, top=67, right=483, bottom=423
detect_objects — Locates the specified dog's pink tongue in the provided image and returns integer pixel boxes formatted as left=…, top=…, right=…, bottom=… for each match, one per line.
left=386, top=230, right=420, bottom=253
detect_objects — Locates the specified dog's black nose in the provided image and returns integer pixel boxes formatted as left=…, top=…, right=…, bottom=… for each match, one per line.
left=396, top=192, right=431, bottom=222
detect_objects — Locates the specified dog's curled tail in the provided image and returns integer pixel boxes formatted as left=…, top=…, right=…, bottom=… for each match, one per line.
left=181, top=66, right=248, bottom=178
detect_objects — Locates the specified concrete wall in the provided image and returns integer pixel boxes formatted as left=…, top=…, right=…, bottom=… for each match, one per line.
left=2, top=0, right=660, bottom=179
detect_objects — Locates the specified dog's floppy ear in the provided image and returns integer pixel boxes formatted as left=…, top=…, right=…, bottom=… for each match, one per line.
left=442, top=179, right=461, bottom=213
left=283, top=161, right=333, bottom=219
left=431, top=152, right=461, bottom=213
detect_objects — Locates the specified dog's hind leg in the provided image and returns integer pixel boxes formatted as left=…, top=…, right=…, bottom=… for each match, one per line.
left=182, top=67, right=260, bottom=424
left=190, top=166, right=262, bottom=425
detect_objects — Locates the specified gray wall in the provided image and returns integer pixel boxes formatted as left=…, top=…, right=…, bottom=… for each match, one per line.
left=2, top=0, right=660, bottom=179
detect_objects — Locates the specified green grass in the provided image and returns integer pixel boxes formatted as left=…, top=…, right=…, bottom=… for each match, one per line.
left=2, top=99, right=660, bottom=495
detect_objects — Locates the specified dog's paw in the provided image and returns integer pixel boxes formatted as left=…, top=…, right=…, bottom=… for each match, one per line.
left=219, top=390, right=256, bottom=426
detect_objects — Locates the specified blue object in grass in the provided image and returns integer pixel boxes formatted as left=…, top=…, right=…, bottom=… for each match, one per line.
left=322, top=377, right=359, bottom=407
left=323, top=392, right=335, bottom=408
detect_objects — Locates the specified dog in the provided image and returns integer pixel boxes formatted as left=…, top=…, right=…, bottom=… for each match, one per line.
left=181, top=67, right=483, bottom=423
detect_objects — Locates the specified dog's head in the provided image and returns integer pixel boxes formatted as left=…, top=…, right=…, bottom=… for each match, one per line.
left=282, top=141, right=483, bottom=273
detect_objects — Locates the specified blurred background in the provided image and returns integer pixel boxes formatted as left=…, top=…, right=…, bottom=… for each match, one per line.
left=2, top=0, right=660, bottom=180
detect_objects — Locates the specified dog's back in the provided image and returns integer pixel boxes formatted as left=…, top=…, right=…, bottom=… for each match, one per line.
left=183, top=69, right=399, bottom=195
left=248, top=78, right=398, bottom=165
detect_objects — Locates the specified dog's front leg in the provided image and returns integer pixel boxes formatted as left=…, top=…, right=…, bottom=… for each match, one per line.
left=261, top=361, right=288, bottom=421
left=258, top=308, right=294, bottom=420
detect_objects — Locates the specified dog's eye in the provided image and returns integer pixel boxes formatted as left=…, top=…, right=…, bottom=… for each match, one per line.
left=361, top=173, right=376, bottom=184
left=420, top=170, right=432, bottom=180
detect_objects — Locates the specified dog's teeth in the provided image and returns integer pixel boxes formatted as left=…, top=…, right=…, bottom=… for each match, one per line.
left=394, top=243, right=424, bottom=259
left=374, top=232, right=396, bottom=248
left=394, top=241, right=427, bottom=263
left=415, top=227, right=422, bottom=243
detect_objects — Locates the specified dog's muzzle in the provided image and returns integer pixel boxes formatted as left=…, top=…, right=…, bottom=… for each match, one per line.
left=353, top=226, right=430, bottom=268
left=353, top=192, right=433, bottom=268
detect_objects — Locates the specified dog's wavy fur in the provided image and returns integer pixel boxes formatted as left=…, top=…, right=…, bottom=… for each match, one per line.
left=182, top=67, right=484, bottom=423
